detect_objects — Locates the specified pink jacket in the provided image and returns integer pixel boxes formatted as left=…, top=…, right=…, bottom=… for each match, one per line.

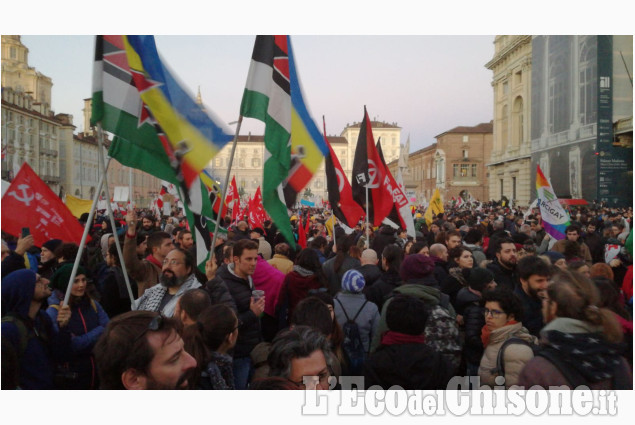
left=253, top=257, right=285, bottom=317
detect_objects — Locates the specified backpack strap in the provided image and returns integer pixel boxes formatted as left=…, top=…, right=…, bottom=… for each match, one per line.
left=335, top=298, right=351, bottom=321
left=352, top=300, right=369, bottom=321
left=2, top=314, right=31, bottom=357
left=336, top=298, right=369, bottom=322
left=492, top=337, right=533, bottom=378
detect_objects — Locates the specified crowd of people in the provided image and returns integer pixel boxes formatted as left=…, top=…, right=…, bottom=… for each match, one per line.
left=1, top=200, right=633, bottom=390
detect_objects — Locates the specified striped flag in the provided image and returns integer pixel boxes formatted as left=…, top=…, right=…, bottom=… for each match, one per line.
left=240, top=35, right=328, bottom=248
left=536, top=165, right=570, bottom=240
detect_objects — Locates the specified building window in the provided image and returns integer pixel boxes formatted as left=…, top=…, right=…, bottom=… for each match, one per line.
left=502, top=81, right=509, bottom=95
left=501, top=105, right=509, bottom=148
left=252, top=158, right=260, bottom=167
left=10, top=47, right=17, bottom=59
left=453, top=164, right=459, bottom=178
left=515, top=70, right=522, bottom=85
left=500, top=179, right=504, bottom=199
left=462, top=135, right=468, bottom=143
left=579, top=38, right=597, bottom=125
left=471, top=164, right=477, bottom=177
left=463, top=150, right=468, bottom=159
left=512, top=177, right=517, bottom=200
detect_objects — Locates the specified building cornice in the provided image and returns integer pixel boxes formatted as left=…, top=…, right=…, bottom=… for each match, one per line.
left=485, top=36, right=532, bottom=70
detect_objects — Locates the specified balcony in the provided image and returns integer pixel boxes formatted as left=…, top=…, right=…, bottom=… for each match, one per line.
left=40, top=148, right=58, bottom=157
left=42, top=175, right=61, bottom=183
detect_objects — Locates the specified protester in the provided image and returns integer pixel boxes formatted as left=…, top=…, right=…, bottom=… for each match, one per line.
left=363, top=244, right=403, bottom=312
left=1, top=269, right=72, bottom=389
left=47, top=263, right=109, bottom=389
left=94, top=311, right=197, bottom=389
left=174, top=288, right=212, bottom=327
left=100, top=243, right=138, bottom=318
left=323, top=233, right=361, bottom=295
left=441, top=246, right=474, bottom=307
left=268, top=242, right=294, bottom=274
left=517, top=270, right=632, bottom=389
left=515, top=255, right=551, bottom=337
left=486, top=237, right=519, bottom=292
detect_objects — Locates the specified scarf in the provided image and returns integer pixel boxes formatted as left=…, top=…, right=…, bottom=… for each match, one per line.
left=481, top=319, right=518, bottom=347
left=380, top=331, right=425, bottom=346
left=145, top=254, right=163, bottom=269
left=136, top=274, right=201, bottom=317
left=203, top=352, right=235, bottom=390
left=293, top=265, right=315, bottom=277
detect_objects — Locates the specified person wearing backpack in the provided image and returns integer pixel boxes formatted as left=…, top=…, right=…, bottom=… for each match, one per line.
left=370, top=254, right=462, bottom=373
left=1, top=269, right=72, bottom=389
left=364, top=294, right=454, bottom=390
left=478, top=288, right=537, bottom=389
left=517, top=269, right=633, bottom=390
left=333, top=269, right=379, bottom=376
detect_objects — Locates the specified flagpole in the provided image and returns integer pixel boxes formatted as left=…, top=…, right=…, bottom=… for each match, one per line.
left=96, top=123, right=136, bottom=308
left=62, top=151, right=111, bottom=308
left=365, top=184, right=370, bottom=249
left=210, top=116, right=243, bottom=256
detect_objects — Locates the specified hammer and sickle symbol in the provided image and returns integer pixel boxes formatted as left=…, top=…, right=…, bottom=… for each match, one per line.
left=7, top=184, right=35, bottom=206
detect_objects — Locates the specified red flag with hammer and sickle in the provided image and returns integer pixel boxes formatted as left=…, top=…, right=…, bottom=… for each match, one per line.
left=1, top=162, right=88, bottom=247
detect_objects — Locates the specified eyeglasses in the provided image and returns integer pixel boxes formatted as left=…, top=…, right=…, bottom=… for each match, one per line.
left=483, top=308, right=505, bottom=318
left=134, top=314, right=165, bottom=344
left=232, top=320, right=243, bottom=332
left=162, top=259, right=184, bottom=266
left=288, top=369, right=331, bottom=390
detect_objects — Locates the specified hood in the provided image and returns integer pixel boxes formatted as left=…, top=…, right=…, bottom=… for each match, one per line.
left=394, top=282, right=442, bottom=306
left=541, top=320, right=627, bottom=383
left=1, top=269, right=37, bottom=318
left=455, top=287, right=480, bottom=311
left=100, top=233, right=113, bottom=258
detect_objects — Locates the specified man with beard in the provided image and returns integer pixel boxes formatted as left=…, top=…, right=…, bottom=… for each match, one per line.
left=139, top=214, right=159, bottom=238
left=94, top=311, right=197, bottom=389
left=514, top=255, right=550, bottom=337
left=486, top=237, right=519, bottom=292
left=134, top=248, right=201, bottom=317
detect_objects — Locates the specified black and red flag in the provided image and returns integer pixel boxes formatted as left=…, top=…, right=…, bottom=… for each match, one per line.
left=375, top=140, right=405, bottom=229
left=351, top=107, right=394, bottom=227
left=323, top=118, right=365, bottom=227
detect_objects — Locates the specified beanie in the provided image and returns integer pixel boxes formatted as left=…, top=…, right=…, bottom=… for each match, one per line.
left=544, top=251, right=565, bottom=264
left=468, top=267, right=495, bottom=292
left=341, top=269, right=365, bottom=293
left=51, top=263, right=88, bottom=293
left=42, top=239, right=63, bottom=253
left=400, top=254, right=435, bottom=281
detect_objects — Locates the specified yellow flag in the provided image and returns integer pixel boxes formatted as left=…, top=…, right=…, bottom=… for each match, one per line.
left=325, top=214, right=336, bottom=238
left=424, top=188, right=444, bottom=226
left=65, top=194, right=93, bottom=218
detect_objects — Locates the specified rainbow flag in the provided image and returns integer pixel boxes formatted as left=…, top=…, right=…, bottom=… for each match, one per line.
left=536, top=165, right=570, bottom=240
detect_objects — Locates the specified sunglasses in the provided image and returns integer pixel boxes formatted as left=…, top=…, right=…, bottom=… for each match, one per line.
left=134, top=314, right=165, bottom=344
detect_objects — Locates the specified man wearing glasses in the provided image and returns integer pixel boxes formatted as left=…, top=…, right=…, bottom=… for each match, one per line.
left=134, top=248, right=202, bottom=318
left=94, top=311, right=197, bottom=390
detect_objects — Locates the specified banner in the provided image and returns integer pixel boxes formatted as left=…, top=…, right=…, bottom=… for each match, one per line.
left=65, top=194, right=94, bottom=218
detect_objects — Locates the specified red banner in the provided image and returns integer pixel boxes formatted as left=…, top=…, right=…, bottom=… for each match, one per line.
left=1, top=162, right=88, bottom=247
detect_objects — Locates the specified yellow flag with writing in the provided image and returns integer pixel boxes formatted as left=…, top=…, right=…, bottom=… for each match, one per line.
left=424, top=188, right=444, bottom=226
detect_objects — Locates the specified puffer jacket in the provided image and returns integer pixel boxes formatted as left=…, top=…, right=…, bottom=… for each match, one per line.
left=218, top=263, right=262, bottom=358
left=478, top=322, right=537, bottom=388
left=455, top=287, right=485, bottom=366
left=363, top=269, right=401, bottom=312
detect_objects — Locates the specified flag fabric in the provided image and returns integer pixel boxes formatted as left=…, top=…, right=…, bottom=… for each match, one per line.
left=248, top=187, right=265, bottom=230
left=2, top=163, right=88, bottom=247
left=351, top=107, right=394, bottom=226
left=297, top=216, right=310, bottom=249
left=424, top=188, right=444, bottom=226
left=395, top=168, right=416, bottom=238
left=325, top=214, right=336, bottom=240
left=240, top=35, right=328, bottom=248
left=90, top=35, right=231, bottom=270
left=375, top=139, right=415, bottom=237
left=200, top=170, right=229, bottom=220
left=65, top=194, right=94, bottom=218
left=225, top=176, right=239, bottom=210
left=324, top=118, right=365, bottom=228
left=536, top=165, right=570, bottom=240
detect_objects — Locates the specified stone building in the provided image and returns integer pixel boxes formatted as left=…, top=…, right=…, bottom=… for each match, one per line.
left=485, top=35, right=533, bottom=206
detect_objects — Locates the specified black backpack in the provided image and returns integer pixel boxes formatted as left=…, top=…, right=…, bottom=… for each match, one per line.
left=335, top=298, right=368, bottom=376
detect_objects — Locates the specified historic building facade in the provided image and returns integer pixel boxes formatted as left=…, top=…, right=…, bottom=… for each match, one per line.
left=485, top=35, right=533, bottom=206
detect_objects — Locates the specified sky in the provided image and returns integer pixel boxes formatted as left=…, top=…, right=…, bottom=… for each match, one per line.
left=18, top=34, right=495, bottom=153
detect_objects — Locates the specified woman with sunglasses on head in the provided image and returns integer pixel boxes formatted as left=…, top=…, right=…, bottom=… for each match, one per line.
left=46, top=263, right=110, bottom=389
left=182, top=303, right=239, bottom=389
left=477, top=288, right=537, bottom=389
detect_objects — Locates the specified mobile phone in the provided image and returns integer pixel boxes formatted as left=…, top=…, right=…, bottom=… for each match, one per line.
left=21, top=227, right=30, bottom=237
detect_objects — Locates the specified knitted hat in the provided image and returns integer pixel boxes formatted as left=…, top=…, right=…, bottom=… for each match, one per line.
left=341, top=269, right=365, bottom=293
left=42, top=239, right=63, bottom=253
left=468, top=267, right=495, bottom=292
left=51, top=263, right=88, bottom=293
left=544, top=251, right=565, bottom=264
left=400, top=254, right=435, bottom=281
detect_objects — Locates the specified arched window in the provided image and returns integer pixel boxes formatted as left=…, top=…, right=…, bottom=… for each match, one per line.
left=501, top=104, right=509, bottom=149
left=579, top=38, right=597, bottom=125
left=512, top=96, right=524, bottom=147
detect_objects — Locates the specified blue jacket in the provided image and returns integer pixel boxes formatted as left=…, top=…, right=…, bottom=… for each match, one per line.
left=47, top=290, right=109, bottom=389
left=1, top=269, right=72, bottom=389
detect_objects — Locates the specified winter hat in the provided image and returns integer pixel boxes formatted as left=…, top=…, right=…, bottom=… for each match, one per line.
left=400, top=254, right=435, bottom=281
left=51, top=263, right=88, bottom=293
left=544, top=251, right=565, bottom=264
left=468, top=267, right=495, bottom=292
left=42, top=238, right=63, bottom=253
left=341, top=269, right=365, bottom=293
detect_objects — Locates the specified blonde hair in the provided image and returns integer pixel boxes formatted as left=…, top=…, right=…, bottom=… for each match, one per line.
left=547, top=269, right=623, bottom=343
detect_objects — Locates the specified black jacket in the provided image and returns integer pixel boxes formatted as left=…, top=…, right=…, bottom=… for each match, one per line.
left=513, top=285, right=544, bottom=337
left=455, top=287, right=485, bottom=365
left=431, top=256, right=449, bottom=288
left=371, top=226, right=396, bottom=257
left=486, top=259, right=518, bottom=292
left=204, top=264, right=238, bottom=310
left=364, top=343, right=454, bottom=390
left=355, top=264, right=383, bottom=288
left=362, top=269, right=401, bottom=312
left=217, top=264, right=261, bottom=358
